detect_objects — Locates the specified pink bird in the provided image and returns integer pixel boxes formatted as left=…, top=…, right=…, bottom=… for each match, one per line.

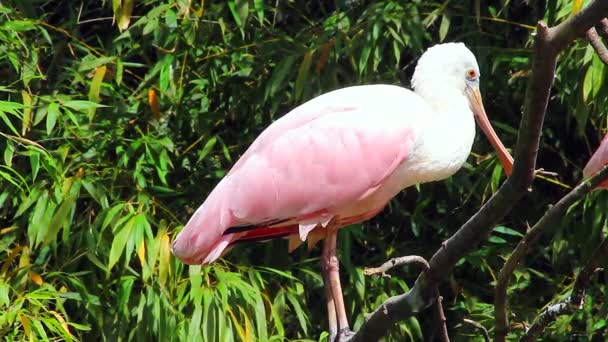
left=172, top=43, right=514, bottom=339
left=583, top=133, right=608, bottom=188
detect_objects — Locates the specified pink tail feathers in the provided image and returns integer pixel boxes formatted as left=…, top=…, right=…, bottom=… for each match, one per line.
left=171, top=190, right=235, bottom=265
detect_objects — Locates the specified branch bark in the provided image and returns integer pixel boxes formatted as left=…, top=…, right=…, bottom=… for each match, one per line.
left=359, top=256, right=449, bottom=342
left=520, top=236, right=608, bottom=341
left=494, top=165, right=608, bottom=340
left=597, top=18, right=608, bottom=40
left=586, top=28, right=608, bottom=64
left=342, top=1, right=608, bottom=341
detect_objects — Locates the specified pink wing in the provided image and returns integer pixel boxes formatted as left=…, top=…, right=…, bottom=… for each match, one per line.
left=583, top=133, right=608, bottom=188
left=171, top=85, right=427, bottom=264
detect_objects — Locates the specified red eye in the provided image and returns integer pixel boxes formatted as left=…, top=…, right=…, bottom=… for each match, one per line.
left=466, top=69, right=477, bottom=80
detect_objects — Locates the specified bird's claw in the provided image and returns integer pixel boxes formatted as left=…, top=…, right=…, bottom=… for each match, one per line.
left=335, top=328, right=355, bottom=341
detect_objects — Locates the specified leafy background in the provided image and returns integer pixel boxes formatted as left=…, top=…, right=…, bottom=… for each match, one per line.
left=0, top=0, right=607, bottom=340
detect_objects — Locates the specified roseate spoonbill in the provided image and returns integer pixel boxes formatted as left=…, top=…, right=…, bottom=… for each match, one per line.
left=584, top=133, right=608, bottom=188
left=172, top=42, right=514, bottom=338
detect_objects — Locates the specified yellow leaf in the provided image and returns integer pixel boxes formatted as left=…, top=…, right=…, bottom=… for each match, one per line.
left=28, top=271, right=43, bottom=285
left=227, top=306, right=247, bottom=342
left=572, top=0, right=583, bottom=15
left=158, top=230, right=171, bottom=286
left=1, top=245, right=23, bottom=275
left=238, top=305, right=253, bottom=342
left=148, top=89, right=161, bottom=120
left=19, top=313, right=33, bottom=341
left=137, top=239, right=146, bottom=267
left=50, top=311, right=72, bottom=338
left=19, top=246, right=30, bottom=269
left=21, top=90, right=32, bottom=136
left=0, top=226, right=18, bottom=235
left=117, top=0, right=134, bottom=31
left=88, top=65, right=106, bottom=121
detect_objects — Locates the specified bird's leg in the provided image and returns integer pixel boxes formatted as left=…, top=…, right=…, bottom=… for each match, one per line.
left=321, top=221, right=353, bottom=340
left=321, top=260, right=338, bottom=341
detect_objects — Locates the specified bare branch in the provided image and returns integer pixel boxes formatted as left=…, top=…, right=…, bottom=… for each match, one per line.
left=586, top=28, right=608, bottom=64
left=597, top=18, right=608, bottom=40
left=495, top=165, right=608, bottom=340
left=342, top=2, right=608, bottom=341
left=520, top=236, right=608, bottom=341
left=363, top=256, right=429, bottom=277
left=433, top=292, right=449, bottom=342
left=357, top=256, right=449, bottom=342
left=463, top=319, right=490, bottom=342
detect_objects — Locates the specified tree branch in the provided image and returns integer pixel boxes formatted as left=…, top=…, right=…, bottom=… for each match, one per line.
left=342, top=1, right=608, bottom=341
left=463, top=318, right=490, bottom=342
left=520, top=236, right=608, bottom=341
left=357, top=256, right=449, bottom=342
left=586, top=28, right=608, bottom=64
left=597, top=18, right=608, bottom=40
left=363, top=256, right=429, bottom=277
left=495, top=165, right=608, bottom=340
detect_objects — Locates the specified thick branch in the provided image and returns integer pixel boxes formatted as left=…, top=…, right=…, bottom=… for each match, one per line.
left=586, top=28, right=608, bottom=64
left=520, top=236, right=608, bottom=341
left=495, top=165, right=608, bottom=340
left=343, top=2, right=608, bottom=341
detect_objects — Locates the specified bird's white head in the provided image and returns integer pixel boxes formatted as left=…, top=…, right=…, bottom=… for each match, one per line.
left=412, top=42, right=514, bottom=175
left=412, top=42, right=480, bottom=100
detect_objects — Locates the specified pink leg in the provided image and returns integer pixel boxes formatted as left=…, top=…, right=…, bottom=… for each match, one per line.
left=321, top=222, right=351, bottom=340
left=321, top=262, right=338, bottom=340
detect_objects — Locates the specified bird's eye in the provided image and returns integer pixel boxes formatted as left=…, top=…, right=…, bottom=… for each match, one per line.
left=466, top=69, right=478, bottom=80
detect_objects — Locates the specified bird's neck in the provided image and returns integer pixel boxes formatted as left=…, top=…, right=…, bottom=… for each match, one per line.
left=397, top=88, right=476, bottom=187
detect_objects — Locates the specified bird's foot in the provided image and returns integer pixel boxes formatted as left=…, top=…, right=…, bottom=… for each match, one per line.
left=335, top=328, right=355, bottom=342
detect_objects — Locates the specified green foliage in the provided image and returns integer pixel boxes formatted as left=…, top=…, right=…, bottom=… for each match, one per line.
left=0, top=0, right=606, bottom=340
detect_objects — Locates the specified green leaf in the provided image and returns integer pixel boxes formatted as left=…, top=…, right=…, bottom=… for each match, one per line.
left=439, top=14, right=450, bottom=42
left=1, top=20, right=36, bottom=31
left=62, top=100, right=106, bottom=111
left=46, top=103, right=59, bottom=135
left=88, top=65, right=107, bottom=121
left=108, top=215, right=136, bottom=271
left=295, top=50, right=313, bottom=100
left=493, top=226, right=523, bottom=237
left=266, top=56, right=296, bottom=99
left=488, top=235, right=507, bottom=244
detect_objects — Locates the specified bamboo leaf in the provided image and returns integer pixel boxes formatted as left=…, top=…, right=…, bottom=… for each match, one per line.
left=46, top=103, right=59, bottom=135
left=88, top=65, right=107, bottom=121
left=117, top=0, right=135, bottom=31
left=295, top=50, right=313, bottom=100
left=21, top=90, right=32, bottom=135
left=108, top=215, right=136, bottom=271
left=158, top=230, right=171, bottom=286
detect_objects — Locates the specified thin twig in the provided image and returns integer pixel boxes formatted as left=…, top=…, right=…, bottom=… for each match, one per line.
left=363, top=256, right=429, bottom=277
left=462, top=319, right=490, bottom=342
left=520, top=237, right=608, bottom=341
left=495, top=165, right=608, bottom=339
left=362, top=256, right=449, bottom=342
left=586, top=28, right=608, bottom=64
left=434, top=291, right=449, bottom=342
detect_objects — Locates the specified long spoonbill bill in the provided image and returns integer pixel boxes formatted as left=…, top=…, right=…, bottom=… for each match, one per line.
left=172, top=42, right=514, bottom=338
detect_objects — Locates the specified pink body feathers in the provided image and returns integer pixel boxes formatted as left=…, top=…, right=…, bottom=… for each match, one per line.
left=583, top=133, right=608, bottom=188
left=171, top=85, right=423, bottom=264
